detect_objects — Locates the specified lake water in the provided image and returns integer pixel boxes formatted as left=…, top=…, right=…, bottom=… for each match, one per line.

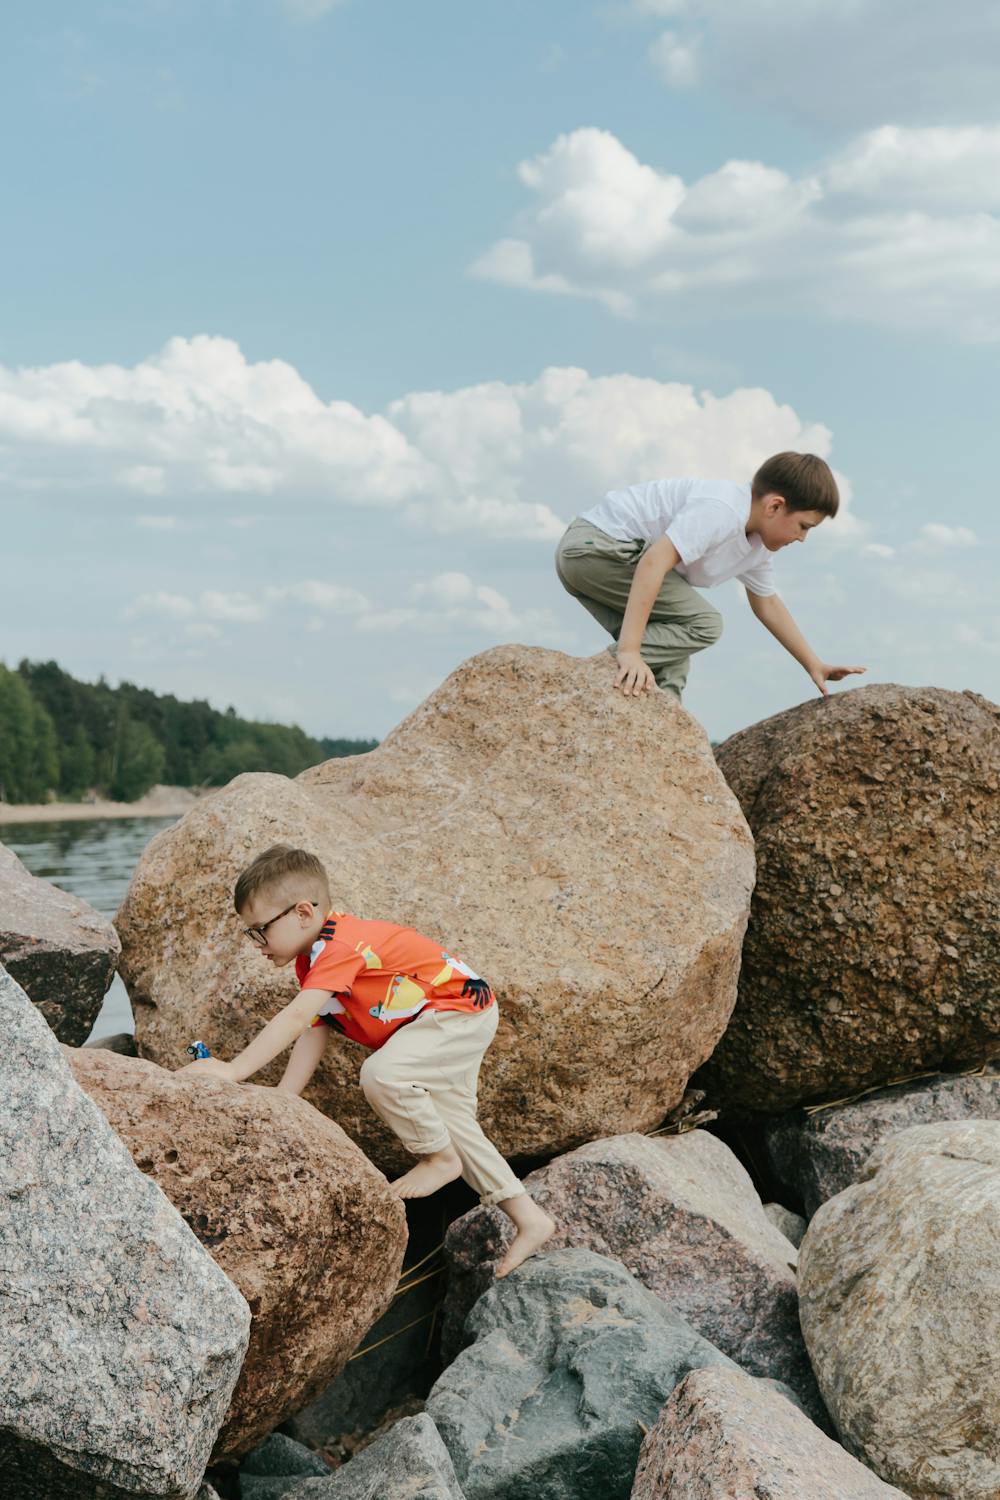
left=5, top=815, right=178, bottom=1040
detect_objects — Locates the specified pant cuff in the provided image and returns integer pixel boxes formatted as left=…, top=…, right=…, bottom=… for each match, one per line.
left=408, top=1131, right=452, bottom=1157
left=480, top=1183, right=526, bottom=1208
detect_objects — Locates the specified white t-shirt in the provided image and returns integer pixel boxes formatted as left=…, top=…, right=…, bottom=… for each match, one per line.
left=581, top=477, right=777, bottom=597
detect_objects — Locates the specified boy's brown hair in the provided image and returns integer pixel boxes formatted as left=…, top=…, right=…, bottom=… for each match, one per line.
left=752, top=452, right=839, bottom=517
left=233, top=843, right=330, bottom=914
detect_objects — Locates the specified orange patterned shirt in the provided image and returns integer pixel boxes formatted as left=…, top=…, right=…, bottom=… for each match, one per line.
left=294, top=911, right=494, bottom=1050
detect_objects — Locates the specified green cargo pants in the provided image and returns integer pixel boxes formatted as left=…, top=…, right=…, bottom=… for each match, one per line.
left=555, top=516, right=724, bottom=701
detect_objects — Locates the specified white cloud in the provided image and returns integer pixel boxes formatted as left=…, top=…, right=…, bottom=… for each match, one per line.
left=862, top=542, right=896, bottom=559
left=389, top=363, right=856, bottom=533
left=648, top=30, right=699, bottom=87
left=123, top=571, right=565, bottom=646
left=629, top=0, right=1000, bottom=128
left=473, top=126, right=1000, bottom=341
left=355, top=572, right=565, bottom=641
left=913, top=523, right=979, bottom=551
left=3, top=335, right=855, bottom=541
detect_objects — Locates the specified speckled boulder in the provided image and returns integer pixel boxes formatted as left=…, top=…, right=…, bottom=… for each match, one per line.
left=0, top=965, right=249, bottom=1500
left=441, top=1132, right=821, bottom=1421
left=427, top=1248, right=736, bottom=1500
left=631, top=1365, right=907, bottom=1499
left=118, top=646, right=754, bottom=1170
left=68, top=1047, right=407, bottom=1463
left=799, top=1121, right=1000, bottom=1498
left=0, top=841, right=119, bottom=1044
left=766, top=1068, right=1000, bottom=1215
left=701, top=685, right=1000, bottom=1112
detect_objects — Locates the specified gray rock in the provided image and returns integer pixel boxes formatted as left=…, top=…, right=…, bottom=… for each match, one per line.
left=287, top=1415, right=464, bottom=1499
left=427, top=1247, right=736, bottom=1500
left=442, top=1132, right=823, bottom=1423
left=0, top=841, right=120, bottom=1044
left=240, top=1433, right=330, bottom=1498
left=766, top=1069, right=1000, bottom=1215
left=763, top=1201, right=807, bottom=1247
left=631, top=1365, right=907, bottom=1498
left=0, top=964, right=250, bottom=1500
left=799, top=1121, right=1000, bottom=1498
left=84, top=1030, right=139, bottom=1055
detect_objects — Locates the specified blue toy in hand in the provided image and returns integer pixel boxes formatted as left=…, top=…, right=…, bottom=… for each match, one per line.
left=186, top=1040, right=211, bottom=1060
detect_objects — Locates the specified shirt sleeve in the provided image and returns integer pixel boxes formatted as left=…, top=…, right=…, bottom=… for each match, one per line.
left=665, top=498, right=739, bottom=564
left=300, top=940, right=366, bottom=1002
left=737, top=552, right=778, bottom=597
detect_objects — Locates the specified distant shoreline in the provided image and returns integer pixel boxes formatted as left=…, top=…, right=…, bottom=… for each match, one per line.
left=0, top=785, right=202, bottom=827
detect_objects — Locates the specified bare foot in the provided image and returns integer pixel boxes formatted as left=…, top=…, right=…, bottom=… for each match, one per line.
left=495, top=1195, right=556, bottom=1278
left=390, top=1146, right=462, bottom=1200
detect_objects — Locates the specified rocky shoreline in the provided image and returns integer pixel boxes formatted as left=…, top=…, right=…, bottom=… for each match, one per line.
left=2, top=646, right=998, bottom=1500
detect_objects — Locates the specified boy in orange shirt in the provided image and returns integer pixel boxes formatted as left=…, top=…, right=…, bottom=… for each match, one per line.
left=179, top=843, right=554, bottom=1278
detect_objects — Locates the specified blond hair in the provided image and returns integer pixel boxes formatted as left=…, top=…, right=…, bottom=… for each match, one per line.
left=233, top=843, right=330, bottom=913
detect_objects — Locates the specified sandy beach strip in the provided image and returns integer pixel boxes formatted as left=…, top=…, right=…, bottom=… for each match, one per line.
left=0, top=785, right=202, bottom=826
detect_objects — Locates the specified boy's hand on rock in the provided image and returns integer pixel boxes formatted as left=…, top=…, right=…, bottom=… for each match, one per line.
left=614, top=651, right=657, bottom=698
left=176, top=1057, right=239, bottom=1082
left=809, top=662, right=867, bottom=697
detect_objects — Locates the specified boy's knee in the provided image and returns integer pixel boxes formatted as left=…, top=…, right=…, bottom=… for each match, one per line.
left=695, top=608, right=724, bottom=646
left=359, top=1054, right=387, bottom=1101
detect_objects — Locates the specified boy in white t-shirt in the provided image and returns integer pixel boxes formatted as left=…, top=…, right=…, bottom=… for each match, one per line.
left=555, top=450, right=866, bottom=701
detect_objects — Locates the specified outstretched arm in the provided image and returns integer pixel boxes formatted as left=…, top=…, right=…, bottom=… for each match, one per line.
left=747, top=590, right=866, bottom=696
left=176, top=988, right=332, bottom=1083
left=615, top=536, right=681, bottom=696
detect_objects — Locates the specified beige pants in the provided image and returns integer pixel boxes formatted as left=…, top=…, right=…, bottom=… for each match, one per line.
left=555, top=516, right=724, bottom=700
left=358, top=1004, right=524, bottom=1207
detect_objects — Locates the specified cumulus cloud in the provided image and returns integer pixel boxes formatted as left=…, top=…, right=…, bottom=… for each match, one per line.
left=388, top=364, right=859, bottom=534
left=472, top=126, right=1000, bottom=341
left=3, top=335, right=852, bottom=538
left=629, top=0, right=1000, bottom=128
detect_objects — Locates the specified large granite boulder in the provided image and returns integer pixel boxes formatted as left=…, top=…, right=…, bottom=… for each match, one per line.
left=68, top=1047, right=407, bottom=1463
left=117, top=646, right=754, bottom=1169
left=426, top=1248, right=736, bottom=1500
left=631, top=1365, right=907, bottom=1499
left=290, top=1415, right=465, bottom=1500
left=799, top=1120, right=1000, bottom=1498
left=441, top=1131, right=820, bottom=1419
left=766, top=1068, right=1000, bottom=1216
left=701, top=684, right=1000, bottom=1112
left=0, top=965, right=249, bottom=1500
left=0, top=840, right=120, bottom=1044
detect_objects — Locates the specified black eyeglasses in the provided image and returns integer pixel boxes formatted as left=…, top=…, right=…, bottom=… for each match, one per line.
left=243, top=901, right=318, bottom=946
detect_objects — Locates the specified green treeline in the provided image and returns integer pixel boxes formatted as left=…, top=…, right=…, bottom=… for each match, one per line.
left=0, top=660, right=377, bottom=805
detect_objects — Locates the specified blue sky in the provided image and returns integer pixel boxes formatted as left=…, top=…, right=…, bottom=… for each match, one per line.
left=2, top=0, right=998, bottom=744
